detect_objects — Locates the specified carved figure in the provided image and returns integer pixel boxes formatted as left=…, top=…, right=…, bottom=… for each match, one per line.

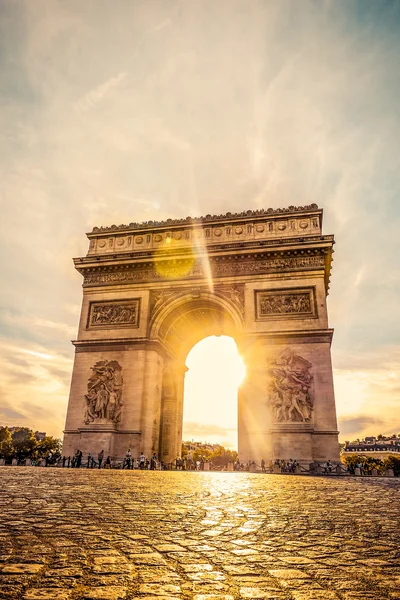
left=84, top=360, right=123, bottom=425
left=268, top=348, right=314, bottom=423
left=260, top=292, right=311, bottom=316
left=90, top=302, right=138, bottom=326
left=84, top=255, right=325, bottom=287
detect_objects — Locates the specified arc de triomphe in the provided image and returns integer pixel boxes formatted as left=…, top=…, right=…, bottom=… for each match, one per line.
left=63, top=204, right=340, bottom=464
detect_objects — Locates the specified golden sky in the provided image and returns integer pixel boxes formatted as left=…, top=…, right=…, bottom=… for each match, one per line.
left=1, top=1, right=400, bottom=444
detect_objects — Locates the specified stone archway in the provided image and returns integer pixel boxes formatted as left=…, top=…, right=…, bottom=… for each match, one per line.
left=149, top=292, right=243, bottom=462
left=63, top=205, right=340, bottom=465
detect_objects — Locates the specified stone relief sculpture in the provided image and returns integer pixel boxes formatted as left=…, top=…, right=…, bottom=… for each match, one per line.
left=221, top=285, right=244, bottom=312
left=259, top=292, right=312, bottom=317
left=84, top=360, right=123, bottom=425
left=84, top=255, right=325, bottom=287
left=268, top=348, right=314, bottom=423
left=90, top=301, right=139, bottom=326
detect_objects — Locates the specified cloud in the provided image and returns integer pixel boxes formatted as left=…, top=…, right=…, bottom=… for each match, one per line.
left=75, top=72, right=127, bottom=112
left=0, top=0, right=399, bottom=444
left=183, top=422, right=235, bottom=438
left=338, top=416, right=385, bottom=437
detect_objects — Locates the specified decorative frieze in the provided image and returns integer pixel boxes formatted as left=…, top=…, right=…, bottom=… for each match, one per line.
left=255, top=288, right=316, bottom=320
left=84, top=360, right=123, bottom=425
left=267, top=348, right=314, bottom=423
left=83, top=254, right=325, bottom=287
left=88, top=300, right=140, bottom=328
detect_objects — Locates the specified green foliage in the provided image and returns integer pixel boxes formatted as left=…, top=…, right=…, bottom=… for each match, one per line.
left=0, top=427, right=63, bottom=463
left=209, top=445, right=238, bottom=467
left=341, top=454, right=383, bottom=474
left=0, top=427, right=13, bottom=458
left=382, top=455, right=400, bottom=476
left=182, top=442, right=238, bottom=467
left=11, top=427, right=37, bottom=459
left=36, top=437, right=63, bottom=462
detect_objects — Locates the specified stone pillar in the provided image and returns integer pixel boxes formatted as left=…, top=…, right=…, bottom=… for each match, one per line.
left=371, top=468, right=378, bottom=477
left=159, top=364, right=180, bottom=464
left=354, top=467, right=361, bottom=476
left=12, top=458, right=17, bottom=466
left=385, top=468, right=394, bottom=477
left=139, top=350, right=164, bottom=459
left=227, top=462, right=234, bottom=472
left=203, top=462, right=210, bottom=471
left=25, top=459, right=32, bottom=466
left=0, top=459, right=5, bottom=466
left=236, top=338, right=273, bottom=462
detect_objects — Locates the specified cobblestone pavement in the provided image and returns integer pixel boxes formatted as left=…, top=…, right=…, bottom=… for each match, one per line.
left=1, top=469, right=400, bottom=600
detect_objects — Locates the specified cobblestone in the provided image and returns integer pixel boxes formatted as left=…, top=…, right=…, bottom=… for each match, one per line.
left=0, top=468, right=399, bottom=600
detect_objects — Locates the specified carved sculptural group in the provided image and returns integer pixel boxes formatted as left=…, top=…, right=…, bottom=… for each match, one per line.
left=84, top=360, right=123, bottom=425
left=259, top=293, right=311, bottom=316
left=90, top=302, right=138, bottom=326
left=268, top=348, right=314, bottom=423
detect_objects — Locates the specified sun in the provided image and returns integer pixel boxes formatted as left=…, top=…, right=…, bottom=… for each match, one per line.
left=182, top=335, right=246, bottom=449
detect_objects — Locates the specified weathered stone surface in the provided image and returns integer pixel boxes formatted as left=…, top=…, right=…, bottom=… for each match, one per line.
left=0, top=468, right=399, bottom=600
left=24, top=590, right=72, bottom=599
left=64, top=206, right=339, bottom=466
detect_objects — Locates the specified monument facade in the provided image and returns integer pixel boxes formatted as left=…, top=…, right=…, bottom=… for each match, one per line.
left=63, top=204, right=340, bottom=465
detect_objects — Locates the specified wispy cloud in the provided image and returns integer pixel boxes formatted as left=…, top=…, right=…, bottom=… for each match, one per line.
left=75, top=72, right=127, bottom=112
left=0, top=0, right=399, bottom=442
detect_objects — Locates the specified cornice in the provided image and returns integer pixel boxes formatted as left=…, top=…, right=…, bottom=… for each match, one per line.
left=236, top=328, right=334, bottom=347
left=72, top=337, right=173, bottom=359
left=75, top=234, right=334, bottom=267
left=88, top=204, right=321, bottom=235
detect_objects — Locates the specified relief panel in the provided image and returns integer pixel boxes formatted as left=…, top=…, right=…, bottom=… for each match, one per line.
left=267, top=348, right=314, bottom=423
left=84, top=360, right=123, bottom=425
left=255, top=287, right=317, bottom=320
left=87, top=299, right=141, bottom=329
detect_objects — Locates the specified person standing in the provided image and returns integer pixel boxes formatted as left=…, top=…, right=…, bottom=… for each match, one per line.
left=261, top=458, right=266, bottom=473
left=97, top=450, right=104, bottom=469
left=139, top=453, right=145, bottom=470
left=150, top=453, right=157, bottom=470
left=105, top=456, right=111, bottom=469
left=124, top=448, right=131, bottom=469
left=87, top=453, right=92, bottom=468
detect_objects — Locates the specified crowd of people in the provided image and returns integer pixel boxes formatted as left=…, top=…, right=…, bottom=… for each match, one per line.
left=38, top=449, right=339, bottom=475
left=61, top=449, right=161, bottom=470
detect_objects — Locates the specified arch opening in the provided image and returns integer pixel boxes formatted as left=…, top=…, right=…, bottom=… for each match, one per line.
left=182, top=335, right=246, bottom=451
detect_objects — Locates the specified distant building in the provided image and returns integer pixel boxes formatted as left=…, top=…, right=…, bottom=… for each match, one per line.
left=343, top=437, right=400, bottom=460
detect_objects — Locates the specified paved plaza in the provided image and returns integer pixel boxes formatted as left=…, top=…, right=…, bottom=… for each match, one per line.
left=0, top=469, right=399, bottom=600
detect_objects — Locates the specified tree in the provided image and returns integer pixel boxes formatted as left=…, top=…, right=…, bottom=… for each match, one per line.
left=11, top=427, right=37, bottom=460
left=382, top=455, right=400, bottom=476
left=341, top=453, right=383, bottom=474
left=181, top=441, right=238, bottom=467
left=0, top=427, right=13, bottom=459
left=36, top=437, right=62, bottom=463
left=209, top=445, right=238, bottom=467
